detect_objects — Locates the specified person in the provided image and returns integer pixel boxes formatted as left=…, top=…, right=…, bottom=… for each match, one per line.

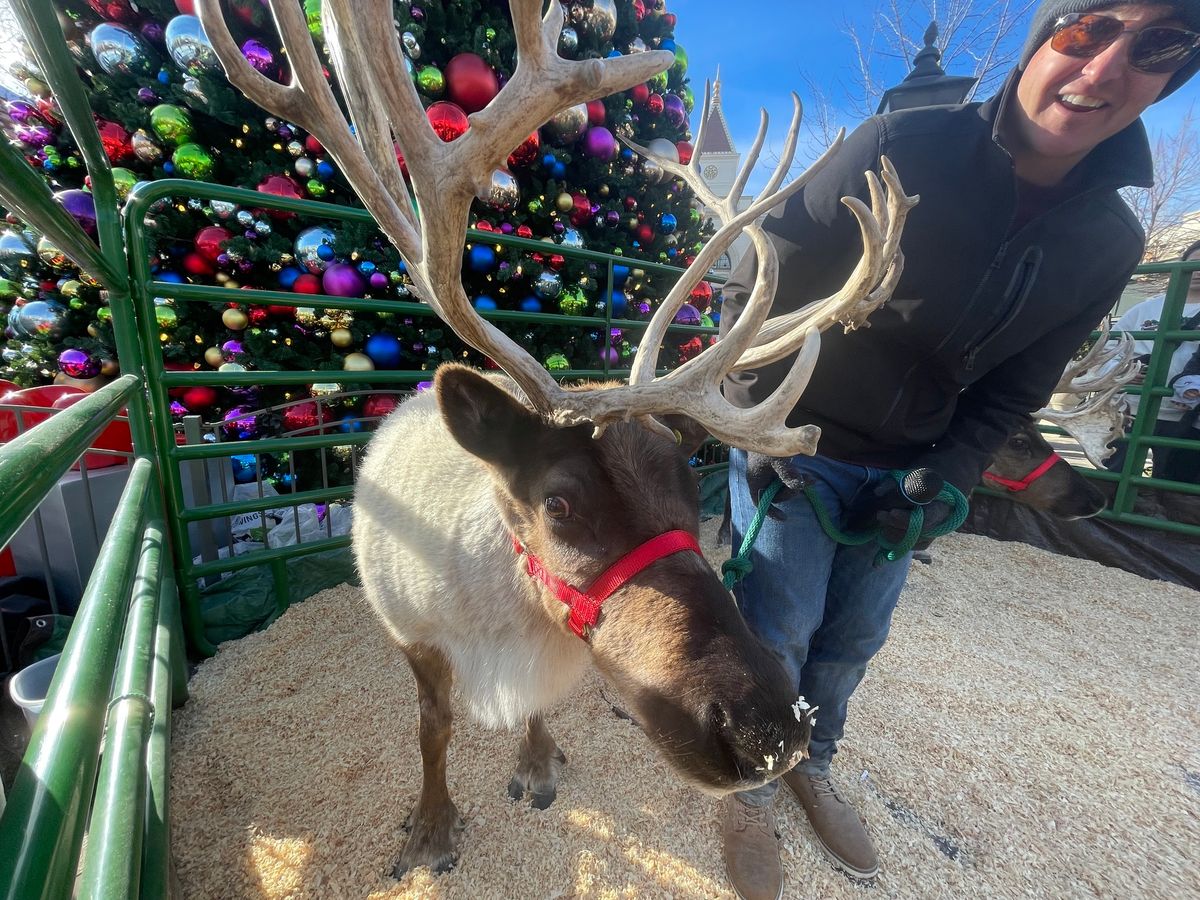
left=715, top=3, right=1200, bottom=897
left=1103, top=239, right=1200, bottom=482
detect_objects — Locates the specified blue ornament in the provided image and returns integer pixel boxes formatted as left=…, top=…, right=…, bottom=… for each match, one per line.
left=612, top=264, right=629, bottom=287
left=230, top=453, right=257, bottom=484
left=710, top=310, right=721, bottom=325
left=163, top=161, right=174, bottom=174
left=42, top=159, right=55, bottom=172
left=667, top=247, right=678, bottom=258
left=551, top=161, right=566, bottom=179
left=274, top=472, right=296, bottom=490
left=339, top=412, right=364, bottom=433
left=157, top=69, right=170, bottom=84
left=364, top=333, right=403, bottom=369
left=607, top=50, right=623, bottom=58
left=468, top=244, right=497, bottom=272
left=473, top=295, right=497, bottom=311
left=659, top=213, right=677, bottom=234
left=620, top=147, right=634, bottom=161
left=278, top=266, right=302, bottom=289
left=610, top=290, right=628, bottom=317
left=157, top=270, right=185, bottom=283
left=660, top=39, right=676, bottom=51
left=396, top=261, right=407, bottom=274
left=316, top=242, right=336, bottom=261
left=357, top=260, right=376, bottom=275
left=519, top=296, right=542, bottom=313
left=316, top=160, right=334, bottom=180
left=542, top=152, right=557, bottom=169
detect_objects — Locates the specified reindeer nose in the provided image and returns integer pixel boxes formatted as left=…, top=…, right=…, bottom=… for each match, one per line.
left=709, top=701, right=806, bottom=782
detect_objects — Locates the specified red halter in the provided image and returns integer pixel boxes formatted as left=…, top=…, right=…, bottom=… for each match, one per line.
left=511, top=530, right=703, bottom=640
left=982, top=451, right=1062, bottom=492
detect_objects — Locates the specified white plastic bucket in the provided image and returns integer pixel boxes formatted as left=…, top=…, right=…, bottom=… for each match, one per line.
left=8, top=653, right=61, bottom=727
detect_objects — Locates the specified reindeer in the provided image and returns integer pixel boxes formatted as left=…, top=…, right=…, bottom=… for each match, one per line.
left=983, top=327, right=1140, bottom=519
left=198, top=0, right=917, bottom=876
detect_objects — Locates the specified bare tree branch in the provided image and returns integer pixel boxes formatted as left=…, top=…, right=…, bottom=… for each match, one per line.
left=1121, top=103, right=1200, bottom=263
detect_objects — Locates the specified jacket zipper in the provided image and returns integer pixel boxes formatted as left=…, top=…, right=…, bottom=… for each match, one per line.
left=962, top=245, right=1042, bottom=373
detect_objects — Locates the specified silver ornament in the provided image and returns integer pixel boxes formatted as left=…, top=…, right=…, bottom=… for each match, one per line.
left=560, top=229, right=584, bottom=249
left=14, top=300, right=68, bottom=339
left=293, top=224, right=338, bottom=274
left=254, top=220, right=272, bottom=236
left=479, top=168, right=520, bottom=211
left=628, top=37, right=648, bottom=53
left=180, top=76, right=208, bottom=106
left=165, top=15, right=220, bottom=76
left=641, top=157, right=663, bottom=183
left=0, top=230, right=36, bottom=279
left=544, top=103, right=588, bottom=146
left=131, top=129, right=162, bottom=163
left=534, top=270, right=563, bottom=300
left=287, top=140, right=304, bottom=157
left=647, top=137, right=680, bottom=165
left=558, top=26, right=579, bottom=56
left=294, top=156, right=315, bottom=178
left=89, top=23, right=157, bottom=77
left=402, top=32, right=421, bottom=60
left=584, top=0, right=617, bottom=42
left=236, top=210, right=254, bottom=227
left=210, top=200, right=237, bottom=220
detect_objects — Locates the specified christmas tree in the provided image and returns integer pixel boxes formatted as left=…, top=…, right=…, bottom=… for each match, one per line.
left=0, top=0, right=716, bottom=489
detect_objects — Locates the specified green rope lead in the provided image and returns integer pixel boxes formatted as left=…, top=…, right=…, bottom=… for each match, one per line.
left=722, top=470, right=971, bottom=588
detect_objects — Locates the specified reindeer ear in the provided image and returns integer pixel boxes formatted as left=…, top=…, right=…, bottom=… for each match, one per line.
left=435, top=365, right=543, bottom=468
left=654, top=414, right=712, bottom=457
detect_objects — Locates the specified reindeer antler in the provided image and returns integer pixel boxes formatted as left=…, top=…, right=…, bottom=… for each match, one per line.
left=196, top=0, right=917, bottom=457
left=1036, top=323, right=1141, bottom=466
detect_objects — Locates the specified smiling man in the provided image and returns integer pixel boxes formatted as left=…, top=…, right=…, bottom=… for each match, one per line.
left=717, top=3, right=1200, bottom=899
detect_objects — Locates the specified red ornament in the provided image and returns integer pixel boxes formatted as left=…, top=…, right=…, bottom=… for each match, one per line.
left=624, top=195, right=638, bottom=211
left=87, top=0, right=138, bottom=21
left=283, top=400, right=326, bottom=433
left=96, top=119, right=132, bottom=164
left=506, top=131, right=541, bottom=168
left=248, top=306, right=269, bottom=326
left=676, top=141, right=693, bottom=166
left=677, top=335, right=704, bottom=362
left=175, top=0, right=196, bottom=12
left=516, top=224, right=533, bottom=239
left=293, top=273, right=322, bottom=293
left=267, top=305, right=295, bottom=317
left=445, top=53, right=500, bottom=114
left=646, top=93, right=665, bottom=116
left=426, top=102, right=470, bottom=143
left=664, top=13, right=677, bottom=28
left=630, top=84, right=650, bottom=107
left=194, top=225, right=231, bottom=263
left=181, top=385, right=218, bottom=412
left=633, top=0, right=647, bottom=20
left=363, top=394, right=399, bottom=419
left=304, top=135, right=324, bottom=155
left=393, top=144, right=409, bottom=178
left=637, top=223, right=655, bottom=245
left=570, top=193, right=591, bottom=227
left=549, top=254, right=566, bottom=270
left=586, top=100, right=607, bottom=126
left=475, top=220, right=495, bottom=232
left=256, top=174, right=303, bottom=219
left=182, top=252, right=215, bottom=277
left=689, top=280, right=713, bottom=307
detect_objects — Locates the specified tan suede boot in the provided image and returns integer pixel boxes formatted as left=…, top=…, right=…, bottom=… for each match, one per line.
left=782, top=769, right=879, bottom=880
left=721, top=795, right=784, bottom=900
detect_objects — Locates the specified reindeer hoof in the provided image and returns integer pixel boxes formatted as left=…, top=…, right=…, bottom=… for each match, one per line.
left=393, top=804, right=464, bottom=877
left=531, top=788, right=557, bottom=810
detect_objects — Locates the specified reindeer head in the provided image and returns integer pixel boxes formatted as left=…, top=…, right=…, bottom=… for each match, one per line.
left=984, top=416, right=1107, bottom=519
left=197, top=0, right=917, bottom=793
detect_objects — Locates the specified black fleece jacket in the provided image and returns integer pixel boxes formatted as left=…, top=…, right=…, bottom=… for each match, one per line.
left=719, top=69, right=1153, bottom=493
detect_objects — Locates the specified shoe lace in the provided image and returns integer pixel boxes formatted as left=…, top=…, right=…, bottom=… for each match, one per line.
left=735, top=802, right=772, bottom=833
left=810, top=775, right=846, bottom=804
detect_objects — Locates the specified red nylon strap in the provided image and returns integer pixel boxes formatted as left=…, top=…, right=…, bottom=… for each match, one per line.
left=982, top=451, right=1061, bottom=492
left=512, top=529, right=702, bottom=640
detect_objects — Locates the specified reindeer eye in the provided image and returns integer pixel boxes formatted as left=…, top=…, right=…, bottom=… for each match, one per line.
left=544, top=496, right=571, bottom=519
left=1010, top=436, right=1030, bottom=452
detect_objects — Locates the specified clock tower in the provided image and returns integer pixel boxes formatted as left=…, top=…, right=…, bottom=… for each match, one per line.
left=694, top=71, right=752, bottom=278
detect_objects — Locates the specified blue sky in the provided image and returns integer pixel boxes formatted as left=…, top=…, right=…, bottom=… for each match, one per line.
left=673, top=2, right=1195, bottom=192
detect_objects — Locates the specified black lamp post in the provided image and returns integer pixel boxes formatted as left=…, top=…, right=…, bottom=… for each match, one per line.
left=876, top=22, right=979, bottom=114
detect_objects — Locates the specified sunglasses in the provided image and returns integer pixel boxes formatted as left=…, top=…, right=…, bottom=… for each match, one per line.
left=1051, top=13, right=1200, bottom=74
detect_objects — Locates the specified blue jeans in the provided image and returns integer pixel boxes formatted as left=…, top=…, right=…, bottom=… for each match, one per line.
left=728, top=448, right=912, bottom=805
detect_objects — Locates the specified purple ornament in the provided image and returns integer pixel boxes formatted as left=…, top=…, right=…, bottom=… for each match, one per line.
left=58, top=348, right=100, bottom=379
left=216, top=252, right=230, bottom=266
left=499, top=222, right=515, bottom=234
left=140, top=21, right=164, bottom=44
left=673, top=303, right=702, bottom=325
left=169, top=401, right=188, bottom=416
left=369, top=271, right=389, bottom=291
left=6, top=101, right=37, bottom=124
left=222, top=407, right=258, bottom=440
left=17, top=125, right=53, bottom=147
left=581, top=126, right=618, bottom=162
left=240, top=39, right=275, bottom=75
left=53, top=190, right=97, bottom=238
left=277, top=124, right=293, bottom=141
left=136, top=87, right=158, bottom=104
left=411, top=6, right=425, bottom=21
left=605, top=210, right=621, bottom=227
left=553, top=220, right=566, bottom=234
left=663, top=94, right=686, bottom=129
left=221, top=339, right=244, bottom=356
left=322, top=262, right=366, bottom=298
left=600, top=346, right=619, bottom=366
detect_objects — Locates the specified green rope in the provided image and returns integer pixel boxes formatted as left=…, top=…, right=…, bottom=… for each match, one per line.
left=722, top=470, right=971, bottom=587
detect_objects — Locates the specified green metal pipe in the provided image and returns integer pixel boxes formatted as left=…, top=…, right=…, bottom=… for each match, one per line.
left=187, top=535, right=350, bottom=579
left=179, top=578, right=218, bottom=660
left=174, top=431, right=372, bottom=460
left=139, top=570, right=179, bottom=899
left=0, top=458, right=152, bottom=900
left=78, top=518, right=166, bottom=900
left=0, top=375, right=139, bottom=552
left=180, top=486, right=356, bottom=523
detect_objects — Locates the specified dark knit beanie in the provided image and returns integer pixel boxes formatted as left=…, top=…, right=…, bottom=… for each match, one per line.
left=1019, top=0, right=1200, bottom=98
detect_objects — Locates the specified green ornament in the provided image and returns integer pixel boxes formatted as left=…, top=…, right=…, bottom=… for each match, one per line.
left=150, top=104, right=193, bottom=146
left=111, top=167, right=138, bottom=201
left=648, top=70, right=668, bottom=93
left=305, top=0, right=323, bottom=38
left=486, top=28, right=497, bottom=40
left=306, top=179, right=327, bottom=198
left=0, top=278, right=17, bottom=299
left=96, top=307, right=112, bottom=323
left=558, top=287, right=588, bottom=316
left=416, top=65, right=445, bottom=97
left=69, top=297, right=85, bottom=310
left=172, top=143, right=214, bottom=179
left=682, top=85, right=695, bottom=113
left=545, top=352, right=569, bottom=371
left=528, top=198, right=543, bottom=215
left=701, top=314, right=714, bottom=328
left=689, top=208, right=701, bottom=226
left=672, top=44, right=688, bottom=77
left=154, top=305, right=178, bottom=328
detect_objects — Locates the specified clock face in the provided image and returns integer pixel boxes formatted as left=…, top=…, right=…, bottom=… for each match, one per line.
left=703, top=164, right=719, bottom=181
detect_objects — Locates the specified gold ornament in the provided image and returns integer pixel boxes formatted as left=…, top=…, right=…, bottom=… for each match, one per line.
left=204, top=347, right=224, bottom=367
left=343, top=352, right=375, bottom=371
left=555, top=192, right=574, bottom=213
left=99, top=359, right=119, bottom=377
left=222, top=308, right=249, bottom=330
left=330, top=327, right=354, bottom=348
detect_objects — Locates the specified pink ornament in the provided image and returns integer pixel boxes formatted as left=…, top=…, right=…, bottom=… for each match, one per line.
left=587, top=100, right=607, bottom=126
left=256, top=174, right=303, bottom=219
left=194, top=225, right=231, bottom=262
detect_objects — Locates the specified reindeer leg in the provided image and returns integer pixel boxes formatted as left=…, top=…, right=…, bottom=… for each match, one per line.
left=394, top=644, right=464, bottom=877
left=506, top=714, right=568, bottom=810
